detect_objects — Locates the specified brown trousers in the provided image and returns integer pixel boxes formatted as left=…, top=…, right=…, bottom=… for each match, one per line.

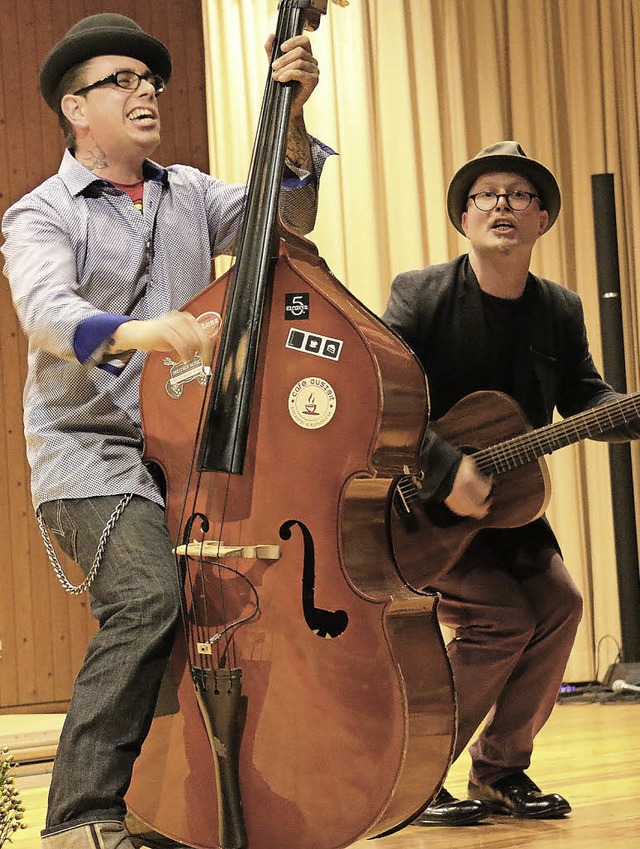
left=432, top=530, right=583, bottom=785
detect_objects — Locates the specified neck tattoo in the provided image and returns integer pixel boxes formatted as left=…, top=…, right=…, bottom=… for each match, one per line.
left=79, top=146, right=109, bottom=171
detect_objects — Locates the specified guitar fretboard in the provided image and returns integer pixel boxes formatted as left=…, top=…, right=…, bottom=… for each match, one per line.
left=475, top=392, right=640, bottom=476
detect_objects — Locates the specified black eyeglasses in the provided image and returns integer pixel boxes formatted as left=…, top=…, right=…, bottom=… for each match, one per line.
left=468, top=190, right=541, bottom=212
left=73, top=69, right=166, bottom=97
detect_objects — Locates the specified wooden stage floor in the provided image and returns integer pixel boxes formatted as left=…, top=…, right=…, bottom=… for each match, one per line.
left=4, top=699, right=639, bottom=849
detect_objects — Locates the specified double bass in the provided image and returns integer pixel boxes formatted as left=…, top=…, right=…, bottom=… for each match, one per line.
left=127, top=2, right=455, bottom=847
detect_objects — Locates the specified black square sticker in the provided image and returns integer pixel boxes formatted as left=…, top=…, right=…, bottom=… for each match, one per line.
left=322, top=339, right=341, bottom=359
left=287, top=329, right=305, bottom=349
left=285, top=293, right=310, bottom=320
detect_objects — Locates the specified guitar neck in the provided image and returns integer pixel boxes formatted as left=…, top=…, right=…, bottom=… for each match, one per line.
left=475, top=392, right=640, bottom=476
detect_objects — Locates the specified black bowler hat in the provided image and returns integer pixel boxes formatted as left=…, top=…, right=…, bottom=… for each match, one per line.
left=446, top=141, right=561, bottom=235
left=39, top=13, right=172, bottom=110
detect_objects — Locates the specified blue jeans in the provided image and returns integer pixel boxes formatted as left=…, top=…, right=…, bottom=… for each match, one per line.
left=39, top=496, right=182, bottom=834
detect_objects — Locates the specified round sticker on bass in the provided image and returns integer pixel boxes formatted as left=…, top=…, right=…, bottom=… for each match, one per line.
left=197, top=311, right=222, bottom=338
left=288, top=377, right=337, bottom=429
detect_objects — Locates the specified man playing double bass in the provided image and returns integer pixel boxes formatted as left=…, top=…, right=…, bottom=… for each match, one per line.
left=383, top=142, right=640, bottom=826
left=2, top=13, right=329, bottom=849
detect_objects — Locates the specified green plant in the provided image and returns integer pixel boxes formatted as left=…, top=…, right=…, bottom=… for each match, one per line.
left=0, top=748, right=26, bottom=848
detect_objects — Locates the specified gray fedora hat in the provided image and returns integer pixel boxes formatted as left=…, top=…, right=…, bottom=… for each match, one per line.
left=39, top=13, right=172, bottom=110
left=446, top=141, right=561, bottom=235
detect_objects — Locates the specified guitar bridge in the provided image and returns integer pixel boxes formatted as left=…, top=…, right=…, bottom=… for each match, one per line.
left=394, top=486, right=412, bottom=516
left=393, top=475, right=421, bottom=517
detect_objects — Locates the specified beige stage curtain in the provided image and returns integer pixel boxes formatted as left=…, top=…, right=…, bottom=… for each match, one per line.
left=201, top=0, right=640, bottom=683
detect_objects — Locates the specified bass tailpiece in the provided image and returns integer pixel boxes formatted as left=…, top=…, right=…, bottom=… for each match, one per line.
left=192, top=666, right=246, bottom=849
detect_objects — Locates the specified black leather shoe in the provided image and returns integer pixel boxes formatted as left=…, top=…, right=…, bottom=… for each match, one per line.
left=412, top=787, right=491, bottom=826
left=468, top=771, right=571, bottom=818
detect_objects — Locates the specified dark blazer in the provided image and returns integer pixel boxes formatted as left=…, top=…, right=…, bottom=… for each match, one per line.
left=382, top=254, right=640, bottom=502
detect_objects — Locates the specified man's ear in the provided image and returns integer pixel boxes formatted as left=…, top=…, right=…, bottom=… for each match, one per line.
left=538, top=209, right=550, bottom=235
left=61, top=94, right=89, bottom=130
left=461, top=210, right=471, bottom=239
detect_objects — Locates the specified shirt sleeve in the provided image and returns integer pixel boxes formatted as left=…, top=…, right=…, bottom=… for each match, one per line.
left=2, top=198, right=132, bottom=371
left=418, top=429, right=464, bottom=501
left=204, top=136, right=336, bottom=257
left=382, top=269, right=463, bottom=499
left=555, top=289, right=640, bottom=441
left=73, top=313, right=136, bottom=373
left=381, top=271, right=424, bottom=354
left=280, top=136, right=335, bottom=235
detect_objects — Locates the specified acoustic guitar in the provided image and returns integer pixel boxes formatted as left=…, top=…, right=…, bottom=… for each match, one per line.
left=390, top=389, right=640, bottom=589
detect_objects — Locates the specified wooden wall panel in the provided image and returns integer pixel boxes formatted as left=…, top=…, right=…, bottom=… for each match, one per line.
left=0, top=0, right=209, bottom=710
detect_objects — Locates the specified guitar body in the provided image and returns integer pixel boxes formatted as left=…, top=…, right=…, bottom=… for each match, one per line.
left=390, top=391, right=552, bottom=589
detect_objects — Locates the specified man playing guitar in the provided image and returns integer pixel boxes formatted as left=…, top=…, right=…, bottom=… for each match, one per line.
left=383, top=142, right=640, bottom=827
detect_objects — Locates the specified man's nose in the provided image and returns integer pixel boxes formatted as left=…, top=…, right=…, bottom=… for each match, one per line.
left=138, top=78, right=156, bottom=96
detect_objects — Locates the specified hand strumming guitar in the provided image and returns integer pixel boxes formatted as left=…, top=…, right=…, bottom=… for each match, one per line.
left=444, top=454, right=493, bottom=519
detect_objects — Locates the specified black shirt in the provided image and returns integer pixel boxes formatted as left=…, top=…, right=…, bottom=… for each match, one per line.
left=480, top=289, right=528, bottom=397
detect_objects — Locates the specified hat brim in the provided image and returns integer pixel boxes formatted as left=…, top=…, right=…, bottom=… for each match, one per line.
left=447, top=154, right=561, bottom=235
left=40, top=28, right=172, bottom=109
